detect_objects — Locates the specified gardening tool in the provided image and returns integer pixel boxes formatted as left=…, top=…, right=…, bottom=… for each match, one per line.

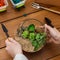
left=0, top=24, right=9, bottom=49
left=45, top=17, right=54, bottom=28
left=32, top=2, right=60, bottom=15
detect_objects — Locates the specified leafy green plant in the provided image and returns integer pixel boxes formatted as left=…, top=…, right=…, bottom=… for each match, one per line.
left=32, top=41, right=37, bottom=47
left=36, top=33, right=41, bottom=41
left=22, top=30, right=29, bottom=38
left=29, top=33, right=36, bottom=42
left=21, top=24, right=46, bottom=51
left=28, top=24, right=35, bottom=32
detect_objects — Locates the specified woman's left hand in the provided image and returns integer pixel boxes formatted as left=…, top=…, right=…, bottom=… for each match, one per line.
left=5, top=38, right=23, bottom=57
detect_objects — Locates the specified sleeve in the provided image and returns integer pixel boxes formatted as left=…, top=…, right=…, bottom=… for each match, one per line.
left=13, top=54, right=28, bottom=60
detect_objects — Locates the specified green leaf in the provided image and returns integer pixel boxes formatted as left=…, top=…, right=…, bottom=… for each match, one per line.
left=34, top=44, right=40, bottom=51
left=28, top=24, right=35, bottom=32
left=22, top=30, right=29, bottom=38
left=36, top=33, right=41, bottom=41
left=32, top=41, right=37, bottom=47
left=29, top=33, right=36, bottom=42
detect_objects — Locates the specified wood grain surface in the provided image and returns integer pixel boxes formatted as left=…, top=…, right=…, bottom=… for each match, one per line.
left=35, top=0, right=60, bottom=7
left=0, top=0, right=60, bottom=60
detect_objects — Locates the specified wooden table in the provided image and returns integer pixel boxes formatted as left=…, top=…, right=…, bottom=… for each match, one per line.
left=0, top=0, right=60, bottom=60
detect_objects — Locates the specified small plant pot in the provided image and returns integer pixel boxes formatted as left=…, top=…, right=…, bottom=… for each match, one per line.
left=10, top=0, right=26, bottom=8
left=0, top=0, right=8, bottom=12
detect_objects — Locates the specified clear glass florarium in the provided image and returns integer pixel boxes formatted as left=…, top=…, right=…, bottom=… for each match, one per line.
left=15, top=18, right=48, bottom=53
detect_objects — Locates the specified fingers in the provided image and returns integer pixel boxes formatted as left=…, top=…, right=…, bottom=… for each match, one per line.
left=47, top=37, right=60, bottom=44
left=5, top=39, right=11, bottom=46
left=45, top=24, right=57, bottom=31
left=45, top=24, right=53, bottom=30
left=45, top=24, right=56, bottom=34
left=5, top=47, right=8, bottom=51
left=45, top=24, right=60, bottom=44
left=52, top=39, right=60, bottom=44
left=5, top=37, right=21, bottom=47
left=8, top=38, right=17, bottom=44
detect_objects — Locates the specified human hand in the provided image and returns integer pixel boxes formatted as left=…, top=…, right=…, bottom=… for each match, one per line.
left=45, top=24, right=60, bottom=44
left=5, top=38, right=23, bottom=57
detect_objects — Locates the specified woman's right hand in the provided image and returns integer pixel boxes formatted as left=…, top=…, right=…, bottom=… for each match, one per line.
left=45, top=24, right=60, bottom=44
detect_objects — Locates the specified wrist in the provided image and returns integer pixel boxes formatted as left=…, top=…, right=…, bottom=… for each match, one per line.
left=17, top=50, right=23, bottom=54
left=14, top=50, right=23, bottom=58
left=14, top=54, right=28, bottom=60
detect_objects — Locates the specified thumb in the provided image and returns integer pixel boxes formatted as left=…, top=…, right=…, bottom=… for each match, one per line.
left=45, top=24, right=54, bottom=32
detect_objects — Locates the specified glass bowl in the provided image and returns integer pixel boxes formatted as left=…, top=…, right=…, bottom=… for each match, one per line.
left=15, top=18, right=47, bottom=52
